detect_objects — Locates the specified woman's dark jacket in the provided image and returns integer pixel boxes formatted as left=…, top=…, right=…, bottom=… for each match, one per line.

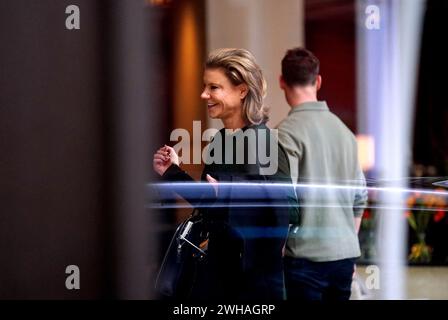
left=161, top=123, right=298, bottom=300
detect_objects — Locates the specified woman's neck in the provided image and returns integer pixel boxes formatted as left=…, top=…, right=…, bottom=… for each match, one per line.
left=221, top=114, right=247, bottom=130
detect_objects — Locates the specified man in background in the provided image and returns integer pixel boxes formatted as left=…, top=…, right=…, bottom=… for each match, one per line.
left=277, top=47, right=368, bottom=300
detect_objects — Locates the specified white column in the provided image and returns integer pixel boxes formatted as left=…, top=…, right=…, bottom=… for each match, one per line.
left=356, top=0, right=425, bottom=299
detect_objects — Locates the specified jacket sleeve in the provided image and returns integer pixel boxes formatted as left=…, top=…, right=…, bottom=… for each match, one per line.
left=270, top=143, right=301, bottom=225
left=277, top=129, right=301, bottom=185
left=161, top=164, right=217, bottom=207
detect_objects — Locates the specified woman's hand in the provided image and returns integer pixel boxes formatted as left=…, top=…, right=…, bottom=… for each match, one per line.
left=206, top=174, right=218, bottom=196
left=153, top=145, right=179, bottom=176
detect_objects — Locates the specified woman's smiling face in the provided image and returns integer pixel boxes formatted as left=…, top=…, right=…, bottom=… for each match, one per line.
left=200, top=68, right=247, bottom=124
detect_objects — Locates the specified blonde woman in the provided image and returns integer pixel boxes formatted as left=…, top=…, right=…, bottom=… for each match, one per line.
left=154, top=48, right=296, bottom=300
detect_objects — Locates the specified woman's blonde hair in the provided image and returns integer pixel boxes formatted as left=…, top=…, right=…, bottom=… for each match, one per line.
left=205, top=48, right=269, bottom=125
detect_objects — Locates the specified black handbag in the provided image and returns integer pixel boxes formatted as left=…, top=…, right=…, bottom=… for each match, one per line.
left=155, top=210, right=209, bottom=297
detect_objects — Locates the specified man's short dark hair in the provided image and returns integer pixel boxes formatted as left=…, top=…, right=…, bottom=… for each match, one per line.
left=281, top=47, right=320, bottom=87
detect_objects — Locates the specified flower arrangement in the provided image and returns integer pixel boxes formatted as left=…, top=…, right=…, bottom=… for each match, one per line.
left=405, top=189, right=446, bottom=263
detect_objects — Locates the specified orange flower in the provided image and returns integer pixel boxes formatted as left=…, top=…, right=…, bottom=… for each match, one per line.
left=406, top=196, right=416, bottom=208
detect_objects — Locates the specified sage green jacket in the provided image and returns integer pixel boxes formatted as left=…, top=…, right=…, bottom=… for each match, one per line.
left=277, top=101, right=368, bottom=261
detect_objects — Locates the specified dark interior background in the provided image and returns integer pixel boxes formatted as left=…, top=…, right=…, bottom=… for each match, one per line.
left=0, top=0, right=157, bottom=299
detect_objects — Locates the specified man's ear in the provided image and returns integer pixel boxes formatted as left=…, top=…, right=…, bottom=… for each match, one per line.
left=316, top=75, right=322, bottom=91
left=279, top=75, right=286, bottom=90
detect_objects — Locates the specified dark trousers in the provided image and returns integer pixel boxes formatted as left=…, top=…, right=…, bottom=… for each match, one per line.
left=284, top=256, right=355, bottom=301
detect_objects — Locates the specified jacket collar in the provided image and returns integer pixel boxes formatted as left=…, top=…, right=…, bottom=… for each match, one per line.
left=288, top=101, right=329, bottom=115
